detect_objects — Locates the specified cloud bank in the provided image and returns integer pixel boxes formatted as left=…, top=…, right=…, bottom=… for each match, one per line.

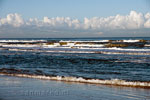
left=0, top=11, right=150, bottom=38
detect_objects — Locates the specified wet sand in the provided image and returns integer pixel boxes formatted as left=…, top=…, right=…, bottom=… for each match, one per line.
left=0, top=75, right=150, bottom=100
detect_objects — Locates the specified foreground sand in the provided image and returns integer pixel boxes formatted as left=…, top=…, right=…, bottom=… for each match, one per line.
left=0, top=75, right=150, bottom=100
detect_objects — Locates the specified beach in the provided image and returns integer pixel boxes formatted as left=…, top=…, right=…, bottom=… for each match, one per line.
left=0, top=75, right=150, bottom=100
left=1, top=0, right=150, bottom=99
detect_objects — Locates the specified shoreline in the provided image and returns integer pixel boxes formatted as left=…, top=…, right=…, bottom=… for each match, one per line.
left=0, top=73, right=150, bottom=88
left=0, top=75, right=150, bottom=100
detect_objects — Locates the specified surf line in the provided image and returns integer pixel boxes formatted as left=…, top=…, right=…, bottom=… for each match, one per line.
left=0, top=73, right=150, bottom=88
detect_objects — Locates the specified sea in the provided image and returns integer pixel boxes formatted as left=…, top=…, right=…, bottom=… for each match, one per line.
left=0, top=37, right=150, bottom=88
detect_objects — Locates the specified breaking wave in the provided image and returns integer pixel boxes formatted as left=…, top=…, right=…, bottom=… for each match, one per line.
left=0, top=39, right=150, bottom=49
left=60, top=40, right=109, bottom=43
left=4, top=48, right=150, bottom=55
left=122, top=40, right=140, bottom=42
left=0, top=71, right=150, bottom=88
left=60, top=39, right=147, bottom=43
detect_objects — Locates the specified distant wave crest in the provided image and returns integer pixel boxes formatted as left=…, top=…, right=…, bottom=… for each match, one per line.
left=1, top=39, right=150, bottom=55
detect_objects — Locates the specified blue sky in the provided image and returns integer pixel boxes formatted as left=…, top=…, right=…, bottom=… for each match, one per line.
left=0, top=0, right=150, bottom=38
left=1, top=0, right=149, bottom=19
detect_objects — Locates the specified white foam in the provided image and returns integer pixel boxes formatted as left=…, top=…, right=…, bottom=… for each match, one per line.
left=5, top=47, right=150, bottom=55
left=60, top=39, right=143, bottom=43
left=107, top=47, right=150, bottom=51
left=79, top=47, right=150, bottom=52
left=74, top=44, right=104, bottom=47
left=7, top=48, right=95, bottom=53
left=0, top=73, right=150, bottom=88
left=60, top=40, right=109, bottom=43
left=145, top=44, right=150, bottom=47
left=1, top=44, right=150, bottom=52
left=1, top=44, right=40, bottom=48
left=123, top=40, right=139, bottom=43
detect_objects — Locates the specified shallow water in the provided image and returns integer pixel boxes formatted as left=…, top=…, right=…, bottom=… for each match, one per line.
left=0, top=75, right=150, bottom=100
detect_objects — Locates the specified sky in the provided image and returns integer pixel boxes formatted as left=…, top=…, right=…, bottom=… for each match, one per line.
left=0, top=0, right=150, bottom=38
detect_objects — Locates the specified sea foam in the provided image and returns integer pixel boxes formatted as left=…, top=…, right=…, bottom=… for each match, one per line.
left=0, top=73, right=150, bottom=88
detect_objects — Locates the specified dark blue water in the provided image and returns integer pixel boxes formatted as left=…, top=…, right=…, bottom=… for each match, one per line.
left=0, top=37, right=150, bottom=82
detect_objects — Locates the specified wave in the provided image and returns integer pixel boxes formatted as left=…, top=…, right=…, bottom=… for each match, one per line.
left=7, top=48, right=96, bottom=53
left=145, top=44, right=150, bottom=47
left=3, top=47, right=150, bottom=55
left=1, top=39, right=150, bottom=55
left=0, top=43, right=105, bottom=48
left=0, top=71, right=150, bottom=88
left=79, top=47, right=150, bottom=51
left=60, top=40, right=109, bottom=43
left=1, top=44, right=40, bottom=48
left=122, top=40, right=140, bottom=43
left=60, top=39, right=149, bottom=43
left=1, top=42, right=150, bottom=52
left=60, top=39, right=147, bottom=43
left=0, top=39, right=149, bottom=44
left=2, top=44, right=150, bottom=52
left=1, top=40, right=149, bottom=49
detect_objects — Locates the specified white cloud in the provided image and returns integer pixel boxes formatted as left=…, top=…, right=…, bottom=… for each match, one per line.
left=0, top=11, right=150, bottom=36
left=145, top=13, right=150, bottom=19
left=42, top=16, right=81, bottom=29
left=144, top=19, right=150, bottom=28
left=0, top=13, right=24, bottom=27
left=82, top=11, right=146, bottom=30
